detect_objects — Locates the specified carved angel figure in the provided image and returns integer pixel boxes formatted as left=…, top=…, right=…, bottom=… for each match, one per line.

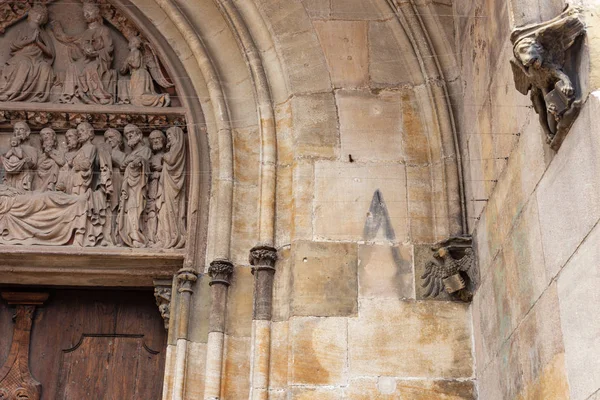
left=0, top=3, right=55, bottom=102
left=117, top=36, right=172, bottom=107
left=421, top=237, right=475, bottom=302
left=510, top=5, right=585, bottom=149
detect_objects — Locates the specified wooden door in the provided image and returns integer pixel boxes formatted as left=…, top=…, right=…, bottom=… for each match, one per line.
left=0, top=289, right=166, bottom=400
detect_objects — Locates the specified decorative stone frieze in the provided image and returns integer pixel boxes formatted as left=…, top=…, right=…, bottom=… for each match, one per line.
left=208, top=259, right=234, bottom=286
left=510, top=5, right=585, bottom=150
left=153, top=279, right=172, bottom=331
left=420, top=236, right=476, bottom=302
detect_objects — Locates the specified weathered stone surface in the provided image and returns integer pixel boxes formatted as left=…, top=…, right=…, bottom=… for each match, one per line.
left=331, top=0, right=386, bottom=20
left=221, top=335, right=251, bottom=399
left=414, top=244, right=452, bottom=301
left=233, top=126, right=260, bottom=186
left=291, top=160, right=314, bottom=240
left=231, top=184, right=260, bottom=264
left=290, top=387, right=342, bottom=399
left=345, top=377, right=475, bottom=399
left=272, top=246, right=292, bottom=322
left=314, top=161, right=408, bottom=242
left=290, top=317, right=347, bottom=385
left=558, top=222, right=600, bottom=400
left=225, top=267, right=254, bottom=337
left=348, top=298, right=472, bottom=378
left=336, top=90, right=404, bottom=162
left=358, top=244, right=414, bottom=300
left=188, top=276, right=211, bottom=343
left=291, top=93, right=339, bottom=158
left=291, top=241, right=358, bottom=317
left=269, top=321, right=289, bottom=390
left=314, top=21, right=368, bottom=88
left=183, top=341, right=206, bottom=400
left=537, top=92, right=600, bottom=279
left=302, top=0, right=330, bottom=20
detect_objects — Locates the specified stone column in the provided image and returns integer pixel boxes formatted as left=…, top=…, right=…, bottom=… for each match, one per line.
left=248, top=245, right=277, bottom=400
left=172, top=264, right=198, bottom=400
left=204, top=259, right=234, bottom=400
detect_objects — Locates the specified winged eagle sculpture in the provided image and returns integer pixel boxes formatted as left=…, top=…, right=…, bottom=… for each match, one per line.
left=510, top=4, right=585, bottom=150
left=421, top=236, right=475, bottom=302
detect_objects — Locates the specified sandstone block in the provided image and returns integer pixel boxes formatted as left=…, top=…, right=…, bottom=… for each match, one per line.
left=290, top=387, right=343, bottom=399
left=345, top=377, right=475, bottom=399
left=269, top=321, right=289, bottom=390
left=314, top=161, right=408, bottom=242
left=233, top=126, right=260, bottom=186
left=358, top=243, right=414, bottom=300
left=302, top=0, right=330, bottom=19
left=291, top=160, right=314, bottom=240
left=348, top=298, right=472, bottom=378
left=225, top=267, right=254, bottom=337
left=272, top=246, right=291, bottom=322
left=291, top=241, right=358, bottom=317
left=184, top=341, right=207, bottom=400
left=331, top=0, right=386, bottom=20
left=290, top=317, right=347, bottom=385
left=291, top=92, right=339, bottom=158
left=221, top=335, right=251, bottom=399
left=558, top=222, right=600, bottom=400
left=314, top=21, right=368, bottom=88
left=336, top=90, right=404, bottom=162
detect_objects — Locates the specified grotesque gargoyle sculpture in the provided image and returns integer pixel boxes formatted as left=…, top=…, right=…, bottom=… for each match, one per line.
left=510, top=5, right=585, bottom=150
left=421, top=236, right=476, bottom=302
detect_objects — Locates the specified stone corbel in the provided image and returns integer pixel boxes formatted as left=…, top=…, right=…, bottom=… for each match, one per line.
left=420, top=236, right=477, bottom=302
left=153, top=279, right=172, bottom=331
left=510, top=5, right=586, bottom=150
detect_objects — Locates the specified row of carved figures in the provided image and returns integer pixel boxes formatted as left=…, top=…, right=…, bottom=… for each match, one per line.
left=0, top=121, right=186, bottom=249
left=0, top=2, right=172, bottom=106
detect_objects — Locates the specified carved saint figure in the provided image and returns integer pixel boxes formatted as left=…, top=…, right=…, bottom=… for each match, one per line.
left=2, top=122, right=37, bottom=191
left=510, top=5, right=585, bottom=149
left=103, top=128, right=125, bottom=244
left=71, top=122, right=97, bottom=196
left=53, top=1, right=115, bottom=105
left=0, top=3, right=55, bottom=102
left=34, top=127, right=64, bottom=192
left=118, top=36, right=171, bottom=107
left=144, top=129, right=165, bottom=244
left=56, top=129, right=80, bottom=194
left=117, top=124, right=151, bottom=247
left=155, top=126, right=186, bottom=249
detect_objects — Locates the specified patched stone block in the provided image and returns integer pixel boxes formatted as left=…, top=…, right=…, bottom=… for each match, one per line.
left=336, top=90, right=404, bottom=162
left=358, top=244, right=414, bottom=299
left=314, top=21, right=368, bottom=88
left=348, top=298, right=473, bottom=378
left=290, top=317, right=347, bottom=385
left=314, top=161, right=408, bottom=242
left=291, top=241, right=358, bottom=317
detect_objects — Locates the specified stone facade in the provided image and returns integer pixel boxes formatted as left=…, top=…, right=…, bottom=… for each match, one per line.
left=0, top=0, right=598, bottom=399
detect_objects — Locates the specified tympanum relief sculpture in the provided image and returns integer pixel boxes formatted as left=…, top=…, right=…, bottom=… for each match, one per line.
left=510, top=5, right=585, bottom=150
left=0, top=1, right=174, bottom=106
left=0, top=1, right=187, bottom=250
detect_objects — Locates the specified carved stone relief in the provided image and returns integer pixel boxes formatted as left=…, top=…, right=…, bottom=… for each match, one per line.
left=510, top=5, right=585, bottom=150
left=153, top=279, right=172, bottom=331
left=0, top=120, right=187, bottom=249
left=420, top=236, right=476, bottom=302
left=0, top=0, right=175, bottom=106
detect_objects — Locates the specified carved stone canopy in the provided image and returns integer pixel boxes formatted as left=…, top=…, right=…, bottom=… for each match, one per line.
left=510, top=5, right=585, bottom=150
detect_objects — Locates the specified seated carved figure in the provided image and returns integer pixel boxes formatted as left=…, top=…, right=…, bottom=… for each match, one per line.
left=53, top=1, right=115, bottom=105
left=34, top=127, right=65, bottom=192
left=0, top=4, right=55, bottom=102
left=2, top=122, right=38, bottom=191
left=118, top=36, right=171, bottom=107
left=56, top=129, right=80, bottom=194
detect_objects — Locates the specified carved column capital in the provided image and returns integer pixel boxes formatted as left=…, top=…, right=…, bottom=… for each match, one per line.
left=249, top=245, right=277, bottom=274
left=177, top=263, right=198, bottom=294
left=208, top=259, right=234, bottom=286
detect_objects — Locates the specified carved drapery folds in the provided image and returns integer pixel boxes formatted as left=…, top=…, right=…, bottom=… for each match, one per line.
left=510, top=5, right=585, bottom=150
left=0, top=1, right=187, bottom=250
left=0, top=1, right=175, bottom=106
left=0, top=120, right=187, bottom=249
left=420, top=236, right=477, bottom=302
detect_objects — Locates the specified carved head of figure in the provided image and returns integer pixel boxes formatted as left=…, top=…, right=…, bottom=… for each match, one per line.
left=77, top=122, right=94, bottom=144
left=124, top=124, right=143, bottom=148
left=149, top=130, right=166, bottom=153
left=40, top=127, right=57, bottom=152
left=514, top=37, right=544, bottom=69
left=82, top=1, right=101, bottom=24
left=65, top=129, right=79, bottom=151
left=165, top=126, right=183, bottom=150
left=13, top=122, right=31, bottom=144
left=28, top=3, right=48, bottom=26
left=104, top=128, right=123, bottom=150
left=129, top=35, right=143, bottom=51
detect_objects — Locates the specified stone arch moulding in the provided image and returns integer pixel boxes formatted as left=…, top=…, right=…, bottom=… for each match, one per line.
left=0, top=0, right=211, bottom=288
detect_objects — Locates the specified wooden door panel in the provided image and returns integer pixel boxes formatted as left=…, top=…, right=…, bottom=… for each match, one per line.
left=0, top=290, right=166, bottom=400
